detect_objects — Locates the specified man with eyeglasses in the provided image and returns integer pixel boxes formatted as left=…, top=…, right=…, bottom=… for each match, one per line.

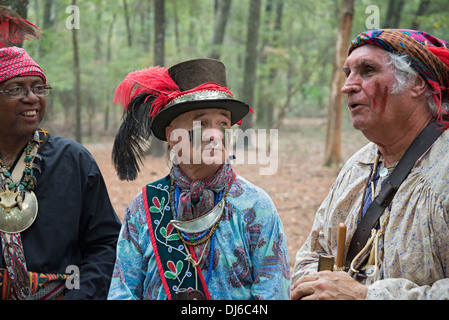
left=0, top=84, right=52, bottom=99
left=0, top=7, right=121, bottom=300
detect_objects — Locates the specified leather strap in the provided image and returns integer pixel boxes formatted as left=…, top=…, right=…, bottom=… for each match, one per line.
left=346, top=121, right=444, bottom=264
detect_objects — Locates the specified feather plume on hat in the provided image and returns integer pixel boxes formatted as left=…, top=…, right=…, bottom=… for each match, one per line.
left=0, top=6, right=42, bottom=48
left=113, top=66, right=179, bottom=113
left=112, top=67, right=180, bottom=180
left=112, top=93, right=156, bottom=181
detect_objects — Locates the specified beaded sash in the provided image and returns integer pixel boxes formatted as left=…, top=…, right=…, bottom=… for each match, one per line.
left=142, top=177, right=211, bottom=300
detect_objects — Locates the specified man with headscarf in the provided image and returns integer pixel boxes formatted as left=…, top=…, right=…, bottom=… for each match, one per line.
left=291, top=29, right=449, bottom=300
left=0, top=7, right=121, bottom=299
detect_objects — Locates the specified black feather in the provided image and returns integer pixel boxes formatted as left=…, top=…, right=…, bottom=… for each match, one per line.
left=112, top=93, right=155, bottom=180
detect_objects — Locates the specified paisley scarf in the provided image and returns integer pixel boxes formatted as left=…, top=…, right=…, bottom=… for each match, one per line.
left=169, top=164, right=233, bottom=221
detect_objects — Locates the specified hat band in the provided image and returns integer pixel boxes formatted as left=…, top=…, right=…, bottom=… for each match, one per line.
left=166, top=90, right=233, bottom=108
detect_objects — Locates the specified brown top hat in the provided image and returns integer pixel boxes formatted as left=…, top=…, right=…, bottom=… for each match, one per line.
left=113, top=58, right=250, bottom=180
left=150, top=58, right=250, bottom=140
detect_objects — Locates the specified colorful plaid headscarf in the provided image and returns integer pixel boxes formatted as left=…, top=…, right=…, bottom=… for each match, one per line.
left=349, top=29, right=449, bottom=120
left=0, top=46, right=46, bottom=84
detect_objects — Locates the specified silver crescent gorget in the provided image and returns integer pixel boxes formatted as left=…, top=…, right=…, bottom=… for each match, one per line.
left=170, top=198, right=225, bottom=233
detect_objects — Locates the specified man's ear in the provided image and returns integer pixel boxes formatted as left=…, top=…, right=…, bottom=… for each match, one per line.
left=166, top=125, right=175, bottom=147
left=410, top=75, right=428, bottom=99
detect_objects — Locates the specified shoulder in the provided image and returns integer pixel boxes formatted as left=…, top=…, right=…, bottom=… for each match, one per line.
left=412, top=129, right=449, bottom=203
left=420, top=129, right=449, bottom=175
left=228, top=174, right=276, bottom=210
left=142, top=176, right=172, bottom=211
left=124, top=176, right=171, bottom=222
left=41, top=134, right=96, bottom=163
left=36, top=133, right=102, bottom=180
left=342, top=141, right=377, bottom=170
left=330, top=142, right=376, bottom=188
left=145, top=175, right=171, bottom=189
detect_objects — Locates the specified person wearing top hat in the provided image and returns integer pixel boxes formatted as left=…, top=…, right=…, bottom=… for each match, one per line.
left=107, top=58, right=290, bottom=300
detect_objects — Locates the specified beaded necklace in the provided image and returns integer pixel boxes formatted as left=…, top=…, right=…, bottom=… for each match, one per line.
left=170, top=178, right=231, bottom=284
left=0, top=138, right=38, bottom=222
left=0, top=139, right=37, bottom=194
left=0, top=133, right=41, bottom=299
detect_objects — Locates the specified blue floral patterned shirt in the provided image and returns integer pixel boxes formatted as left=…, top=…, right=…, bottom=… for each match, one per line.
left=108, top=175, right=290, bottom=300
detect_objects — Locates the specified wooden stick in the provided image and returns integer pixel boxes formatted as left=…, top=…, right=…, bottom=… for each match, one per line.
left=335, top=223, right=347, bottom=268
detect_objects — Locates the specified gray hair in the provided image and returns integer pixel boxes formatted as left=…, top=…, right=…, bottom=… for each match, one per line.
left=386, top=52, right=449, bottom=119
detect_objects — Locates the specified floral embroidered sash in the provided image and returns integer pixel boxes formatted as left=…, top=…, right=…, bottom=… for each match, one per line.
left=142, top=177, right=211, bottom=300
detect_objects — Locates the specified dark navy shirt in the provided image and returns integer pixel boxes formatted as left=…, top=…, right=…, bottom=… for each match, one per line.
left=0, top=134, right=121, bottom=299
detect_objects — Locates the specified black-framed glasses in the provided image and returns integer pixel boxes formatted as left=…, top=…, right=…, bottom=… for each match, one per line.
left=0, top=85, right=52, bottom=99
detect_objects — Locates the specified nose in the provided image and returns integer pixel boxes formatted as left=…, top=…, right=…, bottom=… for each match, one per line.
left=203, top=128, right=224, bottom=143
left=341, top=74, right=362, bottom=95
left=22, top=88, right=40, bottom=103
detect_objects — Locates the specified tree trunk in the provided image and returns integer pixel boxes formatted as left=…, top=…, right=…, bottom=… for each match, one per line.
left=411, top=0, right=431, bottom=30
left=72, top=0, right=82, bottom=143
left=123, top=0, right=132, bottom=47
left=0, top=0, right=28, bottom=19
left=240, top=0, right=261, bottom=133
left=104, top=13, right=116, bottom=132
left=257, top=0, right=283, bottom=128
left=94, top=4, right=102, bottom=61
left=139, top=1, right=151, bottom=52
left=154, top=0, right=165, bottom=66
left=0, top=0, right=29, bottom=47
left=384, top=0, right=405, bottom=28
left=150, top=0, right=166, bottom=157
left=324, top=0, right=354, bottom=167
left=210, top=0, right=232, bottom=60
left=173, top=0, right=180, bottom=52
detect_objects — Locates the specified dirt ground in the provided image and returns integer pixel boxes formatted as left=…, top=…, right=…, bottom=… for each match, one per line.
left=84, top=117, right=368, bottom=270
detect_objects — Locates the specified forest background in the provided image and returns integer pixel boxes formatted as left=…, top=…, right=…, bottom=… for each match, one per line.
left=2, top=0, right=448, bottom=267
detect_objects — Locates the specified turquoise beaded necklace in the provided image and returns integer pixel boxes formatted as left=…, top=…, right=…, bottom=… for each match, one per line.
left=0, top=139, right=37, bottom=194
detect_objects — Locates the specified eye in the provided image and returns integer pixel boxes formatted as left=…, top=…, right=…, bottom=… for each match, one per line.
left=32, top=85, right=46, bottom=94
left=8, top=87, right=23, bottom=94
left=362, top=66, right=375, bottom=77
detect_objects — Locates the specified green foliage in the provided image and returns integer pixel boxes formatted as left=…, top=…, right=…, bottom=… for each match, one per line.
left=12, top=0, right=449, bottom=140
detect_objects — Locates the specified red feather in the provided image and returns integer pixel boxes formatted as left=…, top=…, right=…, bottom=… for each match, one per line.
left=113, top=66, right=179, bottom=112
left=113, top=68, right=238, bottom=119
left=426, top=45, right=449, bottom=126
left=0, top=6, right=42, bottom=48
left=427, top=46, right=449, bottom=68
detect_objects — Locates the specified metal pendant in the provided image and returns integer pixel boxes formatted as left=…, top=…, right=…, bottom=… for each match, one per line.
left=379, top=167, right=389, bottom=177
left=0, top=190, right=38, bottom=233
left=170, top=198, right=224, bottom=233
left=175, top=288, right=206, bottom=300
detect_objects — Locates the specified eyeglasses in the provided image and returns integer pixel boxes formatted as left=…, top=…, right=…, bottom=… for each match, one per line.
left=0, top=85, right=52, bottom=99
